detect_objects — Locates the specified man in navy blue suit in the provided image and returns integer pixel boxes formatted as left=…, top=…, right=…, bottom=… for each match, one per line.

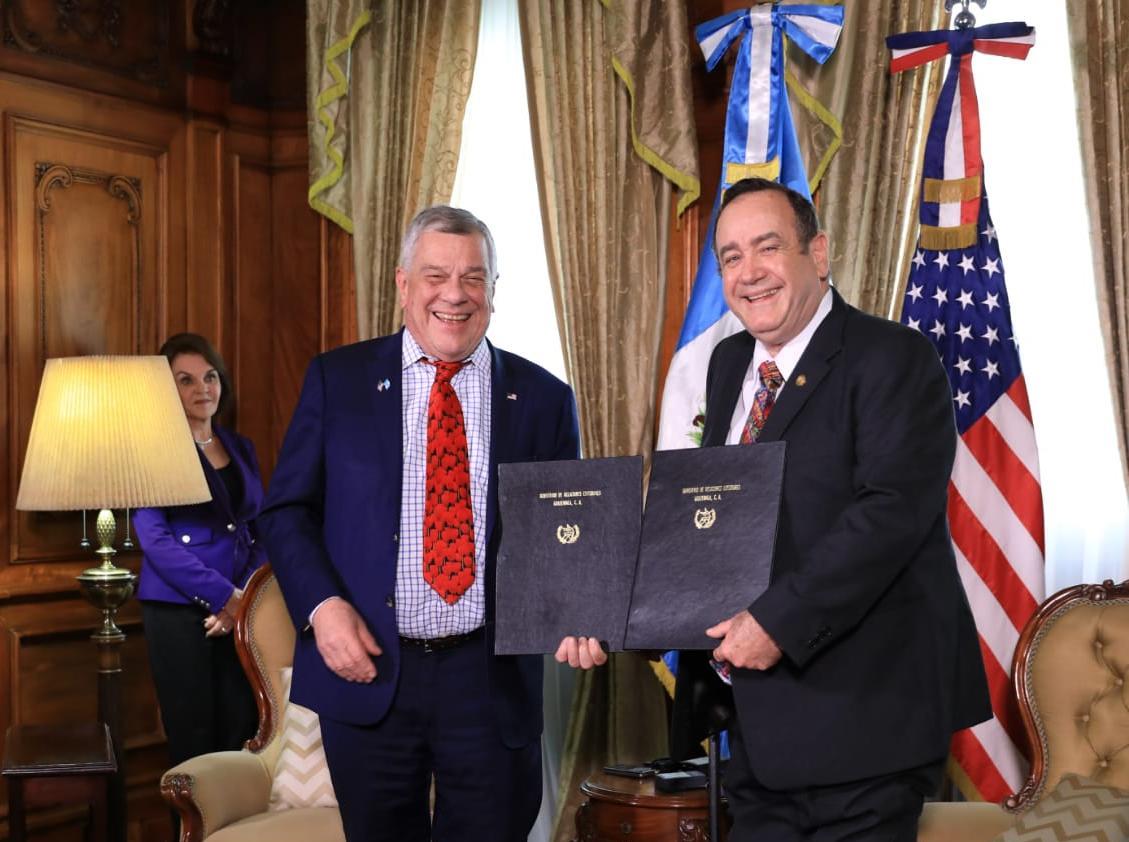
left=260, top=206, right=605, bottom=841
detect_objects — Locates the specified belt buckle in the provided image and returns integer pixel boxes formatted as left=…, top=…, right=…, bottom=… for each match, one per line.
left=421, top=638, right=438, bottom=654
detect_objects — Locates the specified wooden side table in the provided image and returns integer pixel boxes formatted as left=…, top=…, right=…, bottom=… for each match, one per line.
left=2, top=722, right=117, bottom=842
left=574, top=771, right=729, bottom=842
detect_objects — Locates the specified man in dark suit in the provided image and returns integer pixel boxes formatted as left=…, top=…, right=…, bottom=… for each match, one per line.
left=673, top=178, right=991, bottom=841
left=259, top=206, right=605, bottom=842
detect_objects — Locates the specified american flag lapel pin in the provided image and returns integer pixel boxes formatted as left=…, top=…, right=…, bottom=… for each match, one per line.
left=377, top=378, right=391, bottom=392
left=507, top=392, right=518, bottom=400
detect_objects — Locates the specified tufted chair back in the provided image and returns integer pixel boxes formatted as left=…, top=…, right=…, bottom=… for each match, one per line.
left=918, top=579, right=1129, bottom=842
left=1008, top=579, right=1129, bottom=804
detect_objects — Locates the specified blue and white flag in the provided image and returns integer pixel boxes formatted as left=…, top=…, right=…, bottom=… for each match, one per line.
left=656, top=4, right=843, bottom=450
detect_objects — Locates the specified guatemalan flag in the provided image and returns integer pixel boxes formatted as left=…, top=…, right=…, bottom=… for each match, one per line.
left=888, top=22, right=1043, bottom=803
left=655, top=3, right=844, bottom=451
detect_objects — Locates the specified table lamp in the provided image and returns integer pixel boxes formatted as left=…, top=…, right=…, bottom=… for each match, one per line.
left=15, top=355, right=211, bottom=841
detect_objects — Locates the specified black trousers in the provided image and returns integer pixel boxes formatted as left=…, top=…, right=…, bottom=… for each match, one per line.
left=725, top=715, right=945, bottom=842
left=142, top=600, right=258, bottom=767
left=319, top=633, right=541, bottom=842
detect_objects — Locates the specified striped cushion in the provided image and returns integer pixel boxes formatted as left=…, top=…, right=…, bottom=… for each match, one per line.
left=268, top=667, right=338, bottom=811
left=995, top=774, right=1129, bottom=841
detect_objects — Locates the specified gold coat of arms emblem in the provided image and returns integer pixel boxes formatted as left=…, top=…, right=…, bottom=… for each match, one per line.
left=556, top=523, right=580, bottom=544
left=694, top=508, right=717, bottom=529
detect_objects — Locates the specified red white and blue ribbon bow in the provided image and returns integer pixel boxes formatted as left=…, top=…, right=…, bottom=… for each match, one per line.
left=887, top=22, right=1035, bottom=250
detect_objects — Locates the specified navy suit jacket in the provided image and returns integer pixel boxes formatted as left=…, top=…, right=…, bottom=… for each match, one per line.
left=135, top=425, right=267, bottom=613
left=674, top=290, right=991, bottom=788
left=259, top=333, right=580, bottom=747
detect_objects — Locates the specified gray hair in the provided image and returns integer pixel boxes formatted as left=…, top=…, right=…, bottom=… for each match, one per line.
left=398, top=205, right=498, bottom=282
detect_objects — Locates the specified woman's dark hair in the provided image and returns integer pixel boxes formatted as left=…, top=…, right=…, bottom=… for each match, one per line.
left=158, top=333, right=234, bottom=423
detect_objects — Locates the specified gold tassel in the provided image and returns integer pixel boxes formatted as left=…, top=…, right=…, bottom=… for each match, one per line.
left=919, top=223, right=978, bottom=251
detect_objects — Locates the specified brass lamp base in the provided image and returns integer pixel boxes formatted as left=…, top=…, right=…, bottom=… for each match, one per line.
left=77, top=569, right=137, bottom=639
left=74, top=508, right=133, bottom=842
left=76, top=508, right=137, bottom=638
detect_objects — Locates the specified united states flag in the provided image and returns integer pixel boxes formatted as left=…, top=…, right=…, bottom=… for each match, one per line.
left=890, top=22, right=1043, bottom=803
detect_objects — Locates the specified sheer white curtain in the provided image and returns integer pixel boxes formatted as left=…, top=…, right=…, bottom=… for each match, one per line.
left=450, top=0, right=566, bottom=384
left=449, top=1, right=572, bottom=839
left=969, top=0, right=1129, bottom=591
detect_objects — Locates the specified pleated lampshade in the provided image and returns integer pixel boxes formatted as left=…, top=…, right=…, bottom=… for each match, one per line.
left=16, top=356, right=212, bottom=511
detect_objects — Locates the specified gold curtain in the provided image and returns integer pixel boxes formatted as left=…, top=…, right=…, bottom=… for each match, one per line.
left=519, top=2, right=699, bottom=839
left=306, top=0, right=481, bottom=339
left=1066, top=2, right=1129, bottom=490
left=790, top=1, right=947, bottom=317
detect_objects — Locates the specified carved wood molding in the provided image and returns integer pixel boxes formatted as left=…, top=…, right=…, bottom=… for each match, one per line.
left=3, top=0, right=170, bottom=87
left=34, top=161, right=143, bottom=358
left=35, top=162, right=141, bottom=219
left=159, top=773, right=205, bottom=842
left=678, top=817, right=710, bottom=842
left=235, top=565, right=280, bottom=753
left=56, top=0, right=122, bottom=48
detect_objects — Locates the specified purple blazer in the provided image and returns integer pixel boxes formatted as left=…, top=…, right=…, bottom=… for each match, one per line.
left=135, top=425, right=268, bottom=613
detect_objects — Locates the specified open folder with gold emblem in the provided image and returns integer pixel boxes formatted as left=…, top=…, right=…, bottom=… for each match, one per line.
left=493, top=443, right=785, bottom=655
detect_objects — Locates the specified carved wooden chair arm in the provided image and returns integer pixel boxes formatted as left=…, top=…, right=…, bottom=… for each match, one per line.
left=160, top=751, right=273, bottom=842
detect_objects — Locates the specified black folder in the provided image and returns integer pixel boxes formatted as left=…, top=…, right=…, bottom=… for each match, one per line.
left=494, top=456, right=642, bottom=655
left=624, top=443, right=785, bottom=650
left=493, top=444, right=785, bottom=655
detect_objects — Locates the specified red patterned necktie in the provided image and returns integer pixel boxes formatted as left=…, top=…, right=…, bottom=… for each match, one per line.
left=423, top=360, right=475, bottom=604
left=740, top=360, right=785, bottom=444
left=712, top=359, right=787, bottom=685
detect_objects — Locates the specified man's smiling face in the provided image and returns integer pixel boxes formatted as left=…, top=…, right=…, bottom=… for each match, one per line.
left=716, top=189, right=829, bottom=355
left=396, top=230, right=494, bottom=361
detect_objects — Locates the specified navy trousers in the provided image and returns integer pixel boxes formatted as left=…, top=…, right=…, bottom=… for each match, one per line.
left=320, top=633, right=541, bottom=842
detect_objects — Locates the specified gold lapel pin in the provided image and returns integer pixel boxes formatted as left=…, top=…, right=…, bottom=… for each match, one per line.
left=795, top=374, right=807, bottom=387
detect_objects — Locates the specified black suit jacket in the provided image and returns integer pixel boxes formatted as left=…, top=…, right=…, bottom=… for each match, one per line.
left=673, top=289, right=990, bottom=788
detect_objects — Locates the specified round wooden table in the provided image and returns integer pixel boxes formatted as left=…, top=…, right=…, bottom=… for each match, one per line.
left=574, top=770, right=729, bottom=842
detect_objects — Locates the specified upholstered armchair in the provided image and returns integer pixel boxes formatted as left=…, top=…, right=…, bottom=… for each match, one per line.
left=160, top=565, right=344, bottom=842
left=918, top=579, right=1129, bottom=841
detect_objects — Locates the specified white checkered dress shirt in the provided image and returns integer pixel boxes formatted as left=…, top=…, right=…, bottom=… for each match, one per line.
left=395, top=330, right=491, bottom=638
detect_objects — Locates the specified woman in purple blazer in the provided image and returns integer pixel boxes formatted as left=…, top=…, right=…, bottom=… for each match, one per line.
left=134, top=333, right=267, bottom=767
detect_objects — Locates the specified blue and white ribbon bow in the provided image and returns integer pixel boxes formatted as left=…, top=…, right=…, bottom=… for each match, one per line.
left=695, top=3, right=844, bottom=197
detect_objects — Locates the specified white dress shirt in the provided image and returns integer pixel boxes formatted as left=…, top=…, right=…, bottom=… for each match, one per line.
left=726, top=288, right=833, bottom=444
left=395, top=329, right=492, bottom=638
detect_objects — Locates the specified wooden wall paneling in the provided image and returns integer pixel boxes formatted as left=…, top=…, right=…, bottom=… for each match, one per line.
left=5, top=115, right=168, bottom=571
left=164, top=120, right=188, bottom=337
left=0, top=0, right=185, bottom=109
left=185, top=120, right=225, bottom=348
left=0, top=76, right=187, bottom=840
left=0, top=7, right=318, bottom=838
left=228, top=134, right=274, bottom=477
left=322, top=219, right=357, bottom=353
left=0, top=597, right=165, bottom=837
left=268, top=124, right=324, bottom=463
left=0, top=87, right=10, bottom=603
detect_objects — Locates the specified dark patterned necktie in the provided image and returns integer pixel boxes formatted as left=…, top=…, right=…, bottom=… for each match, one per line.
left=740, top=360, right=785, bottom=444
left=423, top=360, right=475, bottom=604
